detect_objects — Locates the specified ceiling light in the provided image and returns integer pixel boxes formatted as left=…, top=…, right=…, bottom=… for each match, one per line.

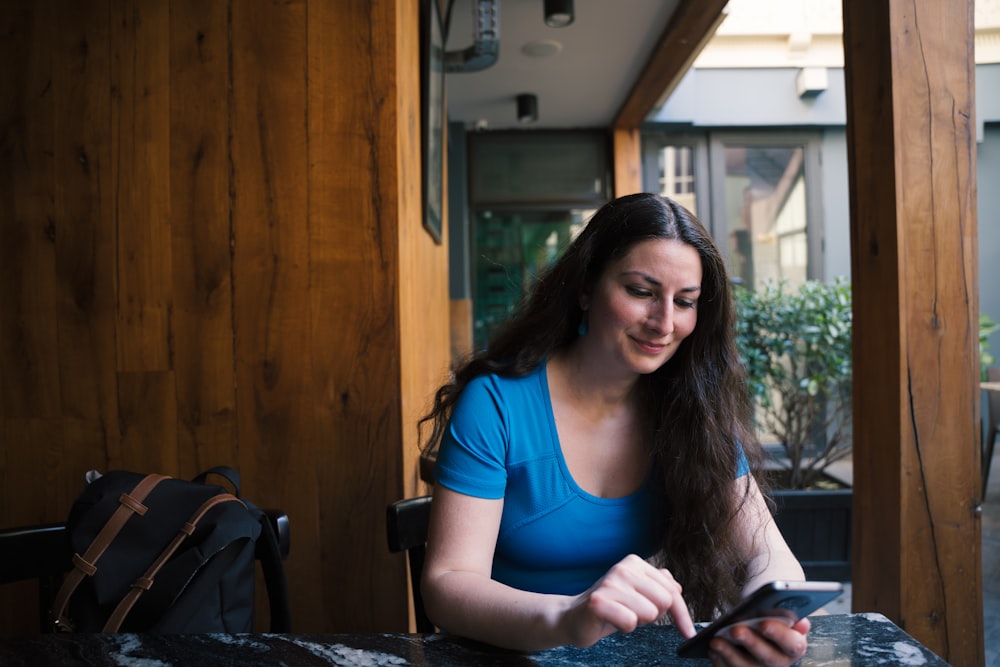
left=517, top=94, right=538, bottom=124
left=521, top=39, right=563, bottom=58
left=544, top=0, right=574, bottom=28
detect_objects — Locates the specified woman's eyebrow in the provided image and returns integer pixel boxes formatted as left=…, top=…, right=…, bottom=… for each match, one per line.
left=619, top=270, right=701, bottom=293
left=620, top=269, right=661, bottom=285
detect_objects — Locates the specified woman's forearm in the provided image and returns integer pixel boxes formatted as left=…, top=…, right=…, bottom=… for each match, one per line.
left=423, top=570, right=572, bottom=651
left=423, top=554, right=695, bottom=651
left=742, top=547, right=806, bottom=598
left=735, top=477, right=807, bottom=600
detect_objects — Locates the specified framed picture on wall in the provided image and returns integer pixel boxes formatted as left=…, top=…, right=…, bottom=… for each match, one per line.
left=421, top=0, right=445, bottom=244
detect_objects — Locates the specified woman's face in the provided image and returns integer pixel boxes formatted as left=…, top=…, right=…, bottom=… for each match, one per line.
left=581, top=238, right=702, bottom=377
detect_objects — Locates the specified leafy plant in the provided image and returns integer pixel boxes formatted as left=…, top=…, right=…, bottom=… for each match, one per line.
left=734, top=278, right=853, bottom=490
left=982, top=313, right=998, bottom=380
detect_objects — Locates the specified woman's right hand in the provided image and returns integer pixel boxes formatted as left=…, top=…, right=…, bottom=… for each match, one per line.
left=559, top=554, right=697, bottom=647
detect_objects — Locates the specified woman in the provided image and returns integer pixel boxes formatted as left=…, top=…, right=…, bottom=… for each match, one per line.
left=419, top=193, right=809, bottom=665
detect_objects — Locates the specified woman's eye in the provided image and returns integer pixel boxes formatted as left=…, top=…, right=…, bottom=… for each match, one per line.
left=676, top=299, right=697, bottom=309
left=626, top=285, right=653, bottom=298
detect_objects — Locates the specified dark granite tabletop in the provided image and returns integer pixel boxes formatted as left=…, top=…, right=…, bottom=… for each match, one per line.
left=0, top=613, right=949, bottom=666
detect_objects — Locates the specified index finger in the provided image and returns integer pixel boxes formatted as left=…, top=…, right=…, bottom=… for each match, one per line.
left=665, top=591, right=696, bottom=638
left=646, top=567, right=696, bottom=639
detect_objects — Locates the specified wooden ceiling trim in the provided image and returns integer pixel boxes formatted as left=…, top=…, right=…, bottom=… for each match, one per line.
left=612, top=0, right=729, bottom=130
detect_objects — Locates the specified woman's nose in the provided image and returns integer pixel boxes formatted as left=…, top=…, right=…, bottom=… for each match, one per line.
left=646, top=301, right=674, bottom=334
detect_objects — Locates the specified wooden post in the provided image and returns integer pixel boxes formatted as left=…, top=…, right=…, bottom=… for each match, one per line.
left=612, top=128, right=642, bottom=197
left=843, top=0, right=982, bottom=664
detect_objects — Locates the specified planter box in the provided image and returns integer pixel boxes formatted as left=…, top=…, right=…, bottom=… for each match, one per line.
left=770, top=488, right=853, bottom=582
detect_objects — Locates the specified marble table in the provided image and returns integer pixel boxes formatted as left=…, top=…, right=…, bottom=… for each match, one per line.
left=0, top=613, right=949, bottom=666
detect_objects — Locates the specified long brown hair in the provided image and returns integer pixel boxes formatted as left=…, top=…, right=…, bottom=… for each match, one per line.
left=420, top=192, right=765, bottom=618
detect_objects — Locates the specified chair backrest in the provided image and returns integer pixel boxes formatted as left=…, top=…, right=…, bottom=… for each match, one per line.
left=0, top=522, right=72, bottom=632
left=385, top=495, right=434, bottom=633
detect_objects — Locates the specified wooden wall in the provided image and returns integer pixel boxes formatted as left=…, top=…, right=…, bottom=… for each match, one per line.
left=0, top=0, right=446, bottom=635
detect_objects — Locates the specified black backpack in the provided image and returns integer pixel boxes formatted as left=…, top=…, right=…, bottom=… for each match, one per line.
left=50, top=466, right=291, bottom=633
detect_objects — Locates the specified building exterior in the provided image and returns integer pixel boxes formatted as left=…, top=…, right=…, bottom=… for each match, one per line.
left=644, top=0, right=1000, bottom=349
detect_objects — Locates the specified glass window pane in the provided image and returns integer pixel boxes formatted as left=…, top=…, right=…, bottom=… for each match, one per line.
left=472, top=209, right=589, bottom=350
left=722, top=145, right=807, bottom=288
left=657, top=145, right=697, bottom=215
left=469, top=132, right=610, bottom=207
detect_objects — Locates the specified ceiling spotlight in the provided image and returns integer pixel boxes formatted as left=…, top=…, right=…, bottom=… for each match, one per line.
left=544, top=0, right=574, bottom=28
left=517, top=93, right=538, bottom=124
left=521, top=39, right=563, bottom=58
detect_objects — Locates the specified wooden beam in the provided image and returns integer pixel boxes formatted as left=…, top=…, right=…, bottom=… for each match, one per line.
left=612, top=0, right=728, bottom=130
left=843, top=1, right=982, bottom=664
left=611, top=128, right=642, bottom=197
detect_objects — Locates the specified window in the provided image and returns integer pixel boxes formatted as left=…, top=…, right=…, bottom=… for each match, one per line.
left=467, top=131, right=609, bottom=350
left=643, top=131, right=823, bottom=287
left=658, top=145, right=697, bottom=215
left=472, top=209, right=590, bottom=350
left=718, top=144, right=808, bottom=287
left=642, top=132, right=709, bottom=220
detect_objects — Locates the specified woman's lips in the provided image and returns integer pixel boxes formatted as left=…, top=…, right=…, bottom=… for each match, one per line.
left=632, top=337, right=667, bottom=354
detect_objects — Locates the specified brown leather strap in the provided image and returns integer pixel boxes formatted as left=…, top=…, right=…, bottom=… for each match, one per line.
left=51, top=474, right=169, bottom=631
left=102, top=493, right=245, bottom=632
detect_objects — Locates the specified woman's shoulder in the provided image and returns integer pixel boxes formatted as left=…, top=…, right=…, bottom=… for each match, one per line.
left=460, top=362, right=547, bottom=405
left=476, top=361, right=545, bottom=384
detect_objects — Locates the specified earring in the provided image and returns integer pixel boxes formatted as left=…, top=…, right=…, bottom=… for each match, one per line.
left=578, top=320, right=588, bottom=336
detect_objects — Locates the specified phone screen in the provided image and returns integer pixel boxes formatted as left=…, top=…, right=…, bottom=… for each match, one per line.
left=676, top=581, right=843, bottom=659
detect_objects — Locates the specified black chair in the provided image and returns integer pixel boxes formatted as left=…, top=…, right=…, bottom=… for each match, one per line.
left=0, top=511, right=290, bottom=633
left=385, top=495, right=434, bottom=633
left=0, top=523, right=72, bottom=632
left=984, top=367, right=1000, bottom=498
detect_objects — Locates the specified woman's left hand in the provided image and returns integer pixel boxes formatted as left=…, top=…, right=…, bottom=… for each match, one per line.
left=706, top=616, right=810, bottom=667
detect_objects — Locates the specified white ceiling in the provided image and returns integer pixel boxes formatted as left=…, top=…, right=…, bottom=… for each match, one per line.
left=443, top=0, right=684, bottom=131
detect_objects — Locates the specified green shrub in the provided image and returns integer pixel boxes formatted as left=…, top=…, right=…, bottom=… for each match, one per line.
left=735, top=280, right=995, bottom=486
left=982, top=313, right=998, bottom=379
left=734, top=278, right=853, bottom=489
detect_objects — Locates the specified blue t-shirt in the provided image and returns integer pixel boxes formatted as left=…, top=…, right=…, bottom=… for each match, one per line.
left=434, top=363, right=662, bottom=595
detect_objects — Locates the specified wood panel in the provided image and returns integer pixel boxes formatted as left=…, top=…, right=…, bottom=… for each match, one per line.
left=49, top=0, right=120, bottom=553
left=111, top=0, right=173, bottom=374
left=0, top=0, right=439, bottom=636
left=0, top=0, right=59, bottom=421
left=449, top=298, right=473, bottom=365
left=168, top=0, right=237, bottom=476
left=843, top=0, right=982, bottom=664
left=116, top=371, right=177, bottom=472
left=53, top=0, right=118, bottom=446
left=311, top=0, right=401, bottom=631
left=0, top=1, right=109, bottom=566
left=397, top=0, right=448, bottom=628
left=395, top=0, right=448, bottom=541
left=230, top=0, right=317, bottom=630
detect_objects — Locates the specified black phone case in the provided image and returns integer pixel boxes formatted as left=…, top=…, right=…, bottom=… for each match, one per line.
left=676, top=581, right=843, bottom=659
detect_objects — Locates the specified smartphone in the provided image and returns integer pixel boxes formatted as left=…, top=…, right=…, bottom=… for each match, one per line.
left=675, top=580, right=843, bottom=660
